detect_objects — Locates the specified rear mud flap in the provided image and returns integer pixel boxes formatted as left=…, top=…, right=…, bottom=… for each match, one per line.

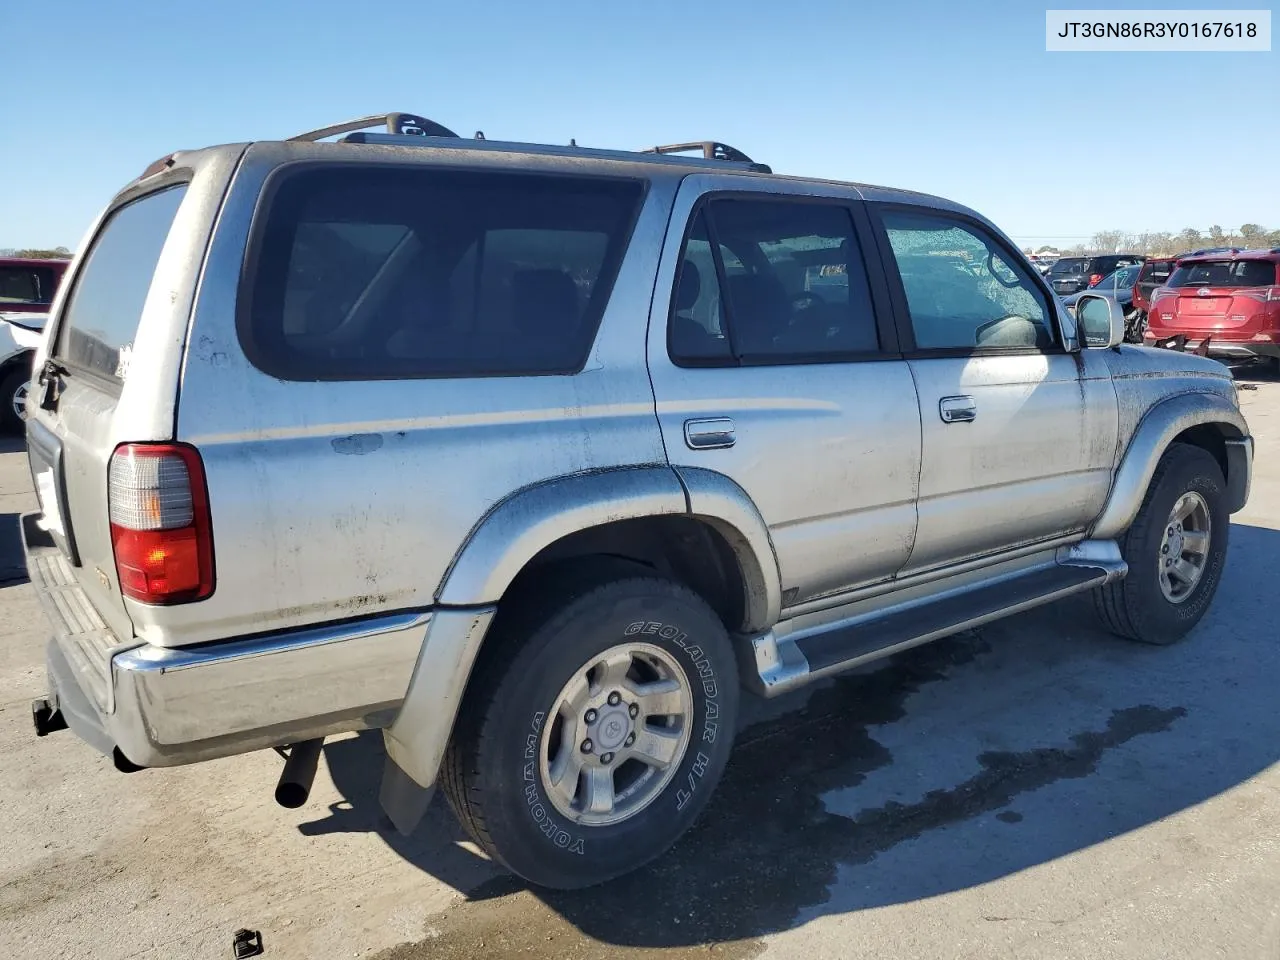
left=379, top=607, right=496, bottom=834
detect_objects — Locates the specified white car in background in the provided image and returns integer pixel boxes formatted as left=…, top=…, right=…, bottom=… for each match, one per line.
left=0, top=312, right=47, bottom=430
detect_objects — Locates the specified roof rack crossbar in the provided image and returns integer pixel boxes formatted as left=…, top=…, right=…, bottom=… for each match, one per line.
left=288, top=113, right=460, bottom=143
left=641, top=141, right=757, bottom=164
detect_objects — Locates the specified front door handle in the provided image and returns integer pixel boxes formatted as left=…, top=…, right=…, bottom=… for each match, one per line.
left=684, top=418, right=736, bottom=450
left=939, top=396, right=977, bottom=423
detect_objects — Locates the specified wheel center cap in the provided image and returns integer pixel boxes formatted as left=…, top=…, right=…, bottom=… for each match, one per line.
left=592, top=706, right=631, bottom=751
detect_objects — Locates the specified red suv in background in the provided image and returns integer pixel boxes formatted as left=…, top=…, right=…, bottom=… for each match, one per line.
left=0, top=257, right=69, bottom=315
left=1144, top=249, right=1280, bottom=370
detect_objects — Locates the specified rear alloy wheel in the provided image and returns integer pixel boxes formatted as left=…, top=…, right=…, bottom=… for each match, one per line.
left=442, top=573, right=739, bottom=889
left=1093, top=443, right=1228, bottom=644
left=1, top=367, right=30, bottom=433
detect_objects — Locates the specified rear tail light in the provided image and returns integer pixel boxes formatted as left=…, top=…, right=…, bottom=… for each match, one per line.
left=108, top=443, right=214, bottom=604
left=1238, top=286, right=1280, bottom=303
left=1087, top=274, right=1104, bottom=287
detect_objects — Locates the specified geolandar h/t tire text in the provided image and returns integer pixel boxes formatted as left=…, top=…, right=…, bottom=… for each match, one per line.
left=441, top=573, right=739, bottom=890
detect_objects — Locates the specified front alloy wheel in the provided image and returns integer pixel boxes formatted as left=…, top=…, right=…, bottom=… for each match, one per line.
left=1157, top=492, right=1211, bottom=603
left=1093, top=442, right=1228, bottom=644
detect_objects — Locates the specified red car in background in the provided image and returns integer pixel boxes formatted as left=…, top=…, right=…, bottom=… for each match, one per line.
left=0, top=257, right=69, bottom=315
left=1144, top=248, right=1280, bottom=371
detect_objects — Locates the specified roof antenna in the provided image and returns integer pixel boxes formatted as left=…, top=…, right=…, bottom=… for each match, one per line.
left=474, top=130, right=485, bottom=140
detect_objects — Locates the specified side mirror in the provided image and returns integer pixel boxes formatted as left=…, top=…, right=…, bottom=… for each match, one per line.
left=1077, top=293, right=1125, bottom=349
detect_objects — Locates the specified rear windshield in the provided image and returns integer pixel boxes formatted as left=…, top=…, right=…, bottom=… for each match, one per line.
left=242, top=166, right=644, bottom=380
left=1168, top=259, right=1277, bottom=289
left=1049, top=258, right=1087, bottom=276
left=0, top=264, right=58, bottom=306
left=56, top=185, right=188, bottom=380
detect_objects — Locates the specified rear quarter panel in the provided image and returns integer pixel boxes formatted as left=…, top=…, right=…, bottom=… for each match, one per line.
left=154, top=143, right=677, bottom=647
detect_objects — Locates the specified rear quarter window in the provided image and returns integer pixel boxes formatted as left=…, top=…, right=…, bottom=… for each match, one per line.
left=56, top=185, right=189, bottom=381
left=240, top=166, right=644, bottom=380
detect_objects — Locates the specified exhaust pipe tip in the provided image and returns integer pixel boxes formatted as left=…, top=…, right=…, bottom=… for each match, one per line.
left=275, top=738, right=324, bottom=809
left=31, top=697, right=68, bottom=737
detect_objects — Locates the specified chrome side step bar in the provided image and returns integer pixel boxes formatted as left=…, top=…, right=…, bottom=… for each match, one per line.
left=742, top=541, right=1126, bottom=698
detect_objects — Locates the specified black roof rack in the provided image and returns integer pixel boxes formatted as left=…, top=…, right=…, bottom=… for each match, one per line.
left=288, top=112, right=461, bottom=142
left=285, top=114, right=771, bottom=173
left=641, top=141, right=771, bottom=173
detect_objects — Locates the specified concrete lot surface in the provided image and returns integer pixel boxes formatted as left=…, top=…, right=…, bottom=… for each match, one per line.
left=1, top=373, right=1278, bottom=960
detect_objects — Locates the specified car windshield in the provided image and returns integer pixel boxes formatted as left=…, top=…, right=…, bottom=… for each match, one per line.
left=1167, top=259, right=1277, bottom=289
left=1049, top=258, right=1086, bottom=276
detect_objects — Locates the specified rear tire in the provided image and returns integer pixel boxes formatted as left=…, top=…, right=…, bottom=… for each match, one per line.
left=441, top=571, right=739, bottom=889
left=1123, top=309, right=1146, bottom=343
left=1093, top=443, right=1228, bottom=644
left=0, top=366, right=30, bottom=433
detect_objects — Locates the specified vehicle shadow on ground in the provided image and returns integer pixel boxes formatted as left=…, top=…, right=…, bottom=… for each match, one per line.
left=1231, top=360, right=1279, bottom=385
left=0, top=513, right=27, bottom=585
left=317, top=522, right=1280, bottom=957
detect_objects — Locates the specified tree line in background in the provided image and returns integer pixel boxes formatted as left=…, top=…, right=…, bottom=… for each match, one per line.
left=1027, top=224, right=1280, bottom=258
left=0, top=247, right=72, bottom=259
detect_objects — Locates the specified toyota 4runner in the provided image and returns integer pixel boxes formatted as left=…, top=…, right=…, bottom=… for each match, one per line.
left=22, top=113, right=1253, bottom=889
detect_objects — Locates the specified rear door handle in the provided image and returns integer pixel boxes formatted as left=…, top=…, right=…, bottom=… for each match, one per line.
left=939, top=396, right=977, bottom=423
left=684, top=418, right=736, bottom=450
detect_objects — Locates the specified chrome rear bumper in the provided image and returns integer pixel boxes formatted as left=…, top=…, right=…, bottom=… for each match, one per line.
left=23, top=512, right=428, bottom=767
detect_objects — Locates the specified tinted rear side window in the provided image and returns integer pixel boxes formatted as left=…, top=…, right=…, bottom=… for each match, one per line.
left=56, top=185, right=188, bottom=380
left=242, top=166, right=643, bottom=380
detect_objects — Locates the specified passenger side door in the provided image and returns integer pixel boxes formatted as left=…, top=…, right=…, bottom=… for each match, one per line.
left=648, top=179, right=922, bottom=610
left=870, top=205, right=1117, bottom=575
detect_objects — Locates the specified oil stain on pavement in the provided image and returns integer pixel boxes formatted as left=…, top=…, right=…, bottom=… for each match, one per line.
left=368, top=631, right=1187, bottom=960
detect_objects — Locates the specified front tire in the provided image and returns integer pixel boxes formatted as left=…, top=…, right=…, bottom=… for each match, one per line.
left=1094, top=443, right=1228, bottom=644
left=441, top=573, right=739, bottom=889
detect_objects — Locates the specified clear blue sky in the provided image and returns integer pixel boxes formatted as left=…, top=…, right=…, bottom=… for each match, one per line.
left=2, top=0, right=1275, bottom=251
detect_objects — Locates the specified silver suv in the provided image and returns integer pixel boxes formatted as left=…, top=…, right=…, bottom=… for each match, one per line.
left=22, top=113, right=1253, bottom=890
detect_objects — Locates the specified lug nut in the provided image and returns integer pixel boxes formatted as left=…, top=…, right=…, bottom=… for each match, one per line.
left=581, top=739, right=593, bottom=753
left=607, top=691, right=622, bottom=706
left=625, top=733, right=636, bottom=747
left=628, top=703, right=639, bottom=718
left=601, top=752, right=614, bottom=764
left=584, top=709, right=597, bottom=724
left=1161, top=545, right=1169, bottom=555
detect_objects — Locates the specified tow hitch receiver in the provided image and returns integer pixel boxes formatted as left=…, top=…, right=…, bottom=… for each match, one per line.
left=32, top=697, right=67, bottom=737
